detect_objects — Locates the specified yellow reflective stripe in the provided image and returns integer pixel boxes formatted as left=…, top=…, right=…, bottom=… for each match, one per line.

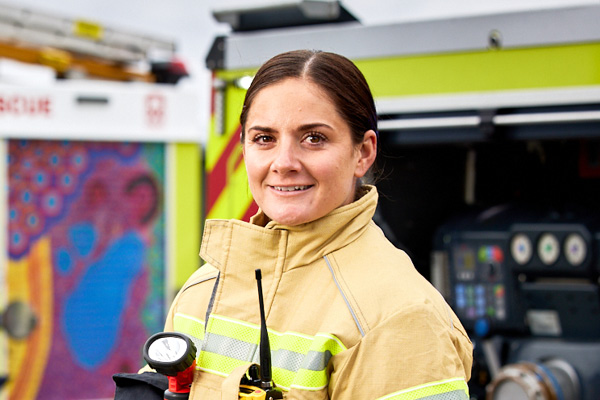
left=209, top=314, right=260, bottom=344
left=376, top=377, right=469, bottom=400
left=270, top=330, right=313, bottom=354
left=289, top=367, right=329, bottom=391
left=278, top=333, right=347, bottom=390
left=198, top=352, right=249, bottom=377
left=173, top=312, right=205, bottom=341
left=197, top=314, right=346, bottom=390
left=271, top=367, right=295, bottom=391
left=272, top=351, right=330, bottom=390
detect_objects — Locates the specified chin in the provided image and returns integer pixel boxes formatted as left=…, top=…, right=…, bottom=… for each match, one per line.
left=273, top=216, right=309, bottom=226
left=267, top=210, right=313, bottom=226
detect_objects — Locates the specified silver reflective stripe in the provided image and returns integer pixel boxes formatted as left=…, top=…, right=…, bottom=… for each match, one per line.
left=302, top=350, right=332, bottom=371
left=203, top=332, right=257, bottom=361
left=272, top=348, right=304, bottom=372
left=417, top=390, right=469, bottom=400
left=323, top=255, right=365, bottom=337
left=202, top=331, right=334, bottom=373
left=274, top=348, right=332, bottom=372
left=189, top=336, right=203, bottom=354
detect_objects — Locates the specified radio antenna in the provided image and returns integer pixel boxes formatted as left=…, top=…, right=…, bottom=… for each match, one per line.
left=255, top=269, right=272, bottom=387
left=254, top=269, right=283, bottom=398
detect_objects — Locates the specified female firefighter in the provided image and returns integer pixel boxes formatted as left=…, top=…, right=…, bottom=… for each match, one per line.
left=164, top=50, right=472, bottom=399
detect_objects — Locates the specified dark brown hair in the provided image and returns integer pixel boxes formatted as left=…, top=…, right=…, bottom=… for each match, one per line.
left=240, top=50, right=379, bottom=183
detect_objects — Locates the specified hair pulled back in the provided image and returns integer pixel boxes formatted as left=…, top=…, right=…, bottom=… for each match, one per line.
left=240, top=50, right=378, bottom=147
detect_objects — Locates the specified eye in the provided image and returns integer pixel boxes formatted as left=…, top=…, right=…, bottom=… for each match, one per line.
left=304, top=132, right=326, bottom=145
left=251, top=134, right=274, bottom=144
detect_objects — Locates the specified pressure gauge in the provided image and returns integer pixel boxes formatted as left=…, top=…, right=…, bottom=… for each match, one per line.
left=510, top=234, right=532, bottom=265
left=537, top=233, right=560, bottom=265
left=564, top=233, right=586, bottom=266
left=143, top=332, right=197, bottom=376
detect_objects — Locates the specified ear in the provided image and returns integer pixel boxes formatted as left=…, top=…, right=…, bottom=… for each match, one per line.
left=241, top=131, right=246, bottom=157
left=354, top=130, right=377, bottom=178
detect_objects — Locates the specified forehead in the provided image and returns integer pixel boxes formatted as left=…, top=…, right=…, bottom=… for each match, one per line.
left=247, top=78, right=339, bottom=122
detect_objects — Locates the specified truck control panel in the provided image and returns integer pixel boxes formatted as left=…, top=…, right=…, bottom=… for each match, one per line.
left=433, top=205, right=600, bottom=400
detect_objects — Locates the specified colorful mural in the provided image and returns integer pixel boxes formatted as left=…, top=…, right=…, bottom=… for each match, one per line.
left=6, top=140, right=165, bottom=399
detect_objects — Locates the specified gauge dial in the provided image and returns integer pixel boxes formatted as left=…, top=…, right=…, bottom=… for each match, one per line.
left=564, top=233, right=586, bottom=266
left=510, top=234, right=532, bottom=265
left=538, top=233, right=559, bottom=265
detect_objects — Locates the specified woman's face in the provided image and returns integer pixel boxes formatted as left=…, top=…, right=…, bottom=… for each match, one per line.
left=243, top=77, right=376, bottom=226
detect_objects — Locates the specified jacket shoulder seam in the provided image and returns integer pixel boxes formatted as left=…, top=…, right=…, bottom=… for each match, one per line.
left=181, top=265, right=219, bottom=292
left=323, top=254, right=369, bottom=337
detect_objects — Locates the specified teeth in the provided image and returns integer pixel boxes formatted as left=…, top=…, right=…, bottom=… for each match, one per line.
left=273, top=186, right=310, bottom=191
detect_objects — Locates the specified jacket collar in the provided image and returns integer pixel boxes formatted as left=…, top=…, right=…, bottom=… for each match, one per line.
left=200, top=185, right=378, bottom=274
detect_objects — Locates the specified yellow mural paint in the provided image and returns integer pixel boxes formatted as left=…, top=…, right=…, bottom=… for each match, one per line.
left=7, top=238, right=53, bottom=400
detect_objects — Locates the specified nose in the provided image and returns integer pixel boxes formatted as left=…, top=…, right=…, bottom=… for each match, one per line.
left=270, top=139, right=301, bottom=174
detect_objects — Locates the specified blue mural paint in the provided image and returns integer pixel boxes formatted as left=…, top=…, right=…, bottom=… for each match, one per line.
left=11, top=232, right=22, bottom=245
left=22, top=190, right=32, bottom=203
left=50, top=154, right=60, bottom=166
left=56, top=248, right=73, bottom=275
left=63, top=231, right=145, bottom=369
left=69, top=222, right=97, bottom=257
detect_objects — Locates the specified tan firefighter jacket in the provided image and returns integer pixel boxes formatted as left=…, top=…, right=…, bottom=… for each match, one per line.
left=164, top=186, right=473, bottom=399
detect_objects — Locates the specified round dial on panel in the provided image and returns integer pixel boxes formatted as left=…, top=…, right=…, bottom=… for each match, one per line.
left=564, top=233, right=586, bottom=266
left=538, top=233, right=560, bottom=265
left=510, top=233, right=532, bottom=265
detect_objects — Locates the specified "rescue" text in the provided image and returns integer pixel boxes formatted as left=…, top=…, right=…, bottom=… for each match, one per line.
left=0, top=95, right=52, bottom=116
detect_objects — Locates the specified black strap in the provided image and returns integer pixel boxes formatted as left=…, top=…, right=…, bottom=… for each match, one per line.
left=113, top=371, right=168, bottom=400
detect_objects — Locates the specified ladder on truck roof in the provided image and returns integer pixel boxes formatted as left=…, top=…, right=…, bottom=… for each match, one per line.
left=0, top=1, right=178, bottom=82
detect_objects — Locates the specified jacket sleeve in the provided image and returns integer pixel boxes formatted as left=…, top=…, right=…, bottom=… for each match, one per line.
left=328, top=303, right=472, bottom=400
left=163, top=264, right=220, bottom=332
left=163, top=287, right=181, bottom=332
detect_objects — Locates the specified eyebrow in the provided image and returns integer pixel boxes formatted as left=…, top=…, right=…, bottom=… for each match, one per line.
left=298, top=123, right=333, bottom=131
left=247, top=125, right=276, bottom=133
left=247, top=122, right=333, bottom=133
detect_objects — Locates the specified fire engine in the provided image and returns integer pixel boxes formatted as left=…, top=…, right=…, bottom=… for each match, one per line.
left=204, top=2, right=600, bottom=399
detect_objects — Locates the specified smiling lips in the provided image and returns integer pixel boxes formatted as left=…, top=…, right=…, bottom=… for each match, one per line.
left=271, top=185, right=313, bottom=192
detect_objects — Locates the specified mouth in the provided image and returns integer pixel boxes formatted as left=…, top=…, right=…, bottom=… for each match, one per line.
left=270, top=185, right=313, bottom=192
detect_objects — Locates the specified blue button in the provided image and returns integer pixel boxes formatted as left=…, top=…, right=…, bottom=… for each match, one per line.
left=474, top=318, right=491, bottom=337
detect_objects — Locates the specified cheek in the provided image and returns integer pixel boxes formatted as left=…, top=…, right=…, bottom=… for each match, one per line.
left=244, top=153, right=265, bottom=188
left=318, top=160, right=355, bottom=190
left=244, top=158, right=256, bottom=180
